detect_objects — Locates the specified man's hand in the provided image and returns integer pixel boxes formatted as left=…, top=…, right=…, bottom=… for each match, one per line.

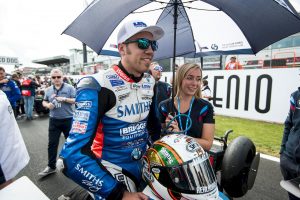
left=0, top=79, right=9, bottom=84
left=122, top=191, right=149, bottom=200
left=55, top=96, right=66, bottom=102
left=47, top=102, right=55, bottom=110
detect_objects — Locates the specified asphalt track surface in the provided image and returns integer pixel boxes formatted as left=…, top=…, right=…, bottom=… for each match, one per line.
left=16, top=116, right=289, bottom=200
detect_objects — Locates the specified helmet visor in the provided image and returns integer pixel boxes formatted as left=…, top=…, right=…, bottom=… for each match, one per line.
left=152, top=152, right=217, bottom=194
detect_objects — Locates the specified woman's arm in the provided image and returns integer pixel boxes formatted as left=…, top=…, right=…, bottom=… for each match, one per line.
left=194, top=123, right=215, bottom=151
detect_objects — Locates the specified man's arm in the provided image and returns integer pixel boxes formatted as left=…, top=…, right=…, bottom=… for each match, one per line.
left=59, top=77, right=127, bottom=199
left=280, top=95, right=294, bottom=154
left=42, top=88, right=55, bottom=110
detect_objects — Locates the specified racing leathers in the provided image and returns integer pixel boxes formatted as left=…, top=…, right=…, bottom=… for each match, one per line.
left=59, top=64, right=160, bottom=200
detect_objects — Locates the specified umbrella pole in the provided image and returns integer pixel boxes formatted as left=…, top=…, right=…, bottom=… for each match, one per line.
left=171, top=0, right=179, bottom=114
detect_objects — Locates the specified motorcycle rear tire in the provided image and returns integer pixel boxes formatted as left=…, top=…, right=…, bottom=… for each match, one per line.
left=221, top=136, right=256, bottom=198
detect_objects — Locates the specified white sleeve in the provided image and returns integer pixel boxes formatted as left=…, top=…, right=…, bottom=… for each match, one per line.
left=0, top=91, right=30, bottom=182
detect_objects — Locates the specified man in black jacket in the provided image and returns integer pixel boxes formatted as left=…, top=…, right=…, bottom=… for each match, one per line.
left=280, top=88, right=300, bottom=200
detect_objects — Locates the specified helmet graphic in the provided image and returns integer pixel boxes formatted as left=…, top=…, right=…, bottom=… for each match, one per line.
left=142, top=134, right=219, bottom=200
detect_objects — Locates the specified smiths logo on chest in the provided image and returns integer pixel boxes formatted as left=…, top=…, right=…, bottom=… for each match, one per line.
left=117, top=101, right=151, bottom=117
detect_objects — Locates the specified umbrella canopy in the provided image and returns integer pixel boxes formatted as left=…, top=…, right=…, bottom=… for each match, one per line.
left=63, top=0, right=300, bottom=60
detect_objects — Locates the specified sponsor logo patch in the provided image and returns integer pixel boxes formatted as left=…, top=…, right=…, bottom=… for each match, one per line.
left=73, top=110, right=90, bottom=121
left=186, top=140, right=201, bottom=152
left=120, top=122, right=146, bottom=140
left=71, top=121, right=88, bottom=134
left=117, top=101, right=151, bottom=117
left=133, top=21, right=147, bottom=28
left=118, top=93, right=130, bottom=101
left=131, top=83, right=141, bottom=89
left=160, top=147, right=174, bottom=165
left=142, top=83, right=152, bottom=90
left=106, top=74, right=119, bottom=79
left=76, top=101, right=92, bottom=110
left=131, top=147, right=143, bottom=160
left=110, top=79, right=125, bottom=87
left=75, top=164, right=104, bottom=192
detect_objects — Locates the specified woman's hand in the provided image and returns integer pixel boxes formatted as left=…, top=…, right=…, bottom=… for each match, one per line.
left=165, top=114, right=180, bottom=132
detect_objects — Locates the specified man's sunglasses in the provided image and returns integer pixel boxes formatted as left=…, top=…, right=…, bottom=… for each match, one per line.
left=123, top=38, right=158, bottom=51
left=51, top=76, right=61, bottom=79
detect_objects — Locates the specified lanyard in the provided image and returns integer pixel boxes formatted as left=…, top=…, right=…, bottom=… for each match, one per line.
left=177, top=96, right=194, bottom=134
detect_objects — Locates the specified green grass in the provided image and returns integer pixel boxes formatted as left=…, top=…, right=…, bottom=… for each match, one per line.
left=215, top=115, right=284, bottom=157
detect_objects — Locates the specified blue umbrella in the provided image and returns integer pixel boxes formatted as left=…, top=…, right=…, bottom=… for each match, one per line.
left=63, top=0, right=300, bottom=60
left=63, top=0, right=300, bottom=118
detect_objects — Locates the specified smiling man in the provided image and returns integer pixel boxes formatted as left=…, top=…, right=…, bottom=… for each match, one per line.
left=59, top=20, right=164, bottom=200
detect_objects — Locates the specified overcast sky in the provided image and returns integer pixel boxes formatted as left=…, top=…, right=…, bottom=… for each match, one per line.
left=0, top=0, right=92, bottom=72
left=0, top=0, right=300, bottom=73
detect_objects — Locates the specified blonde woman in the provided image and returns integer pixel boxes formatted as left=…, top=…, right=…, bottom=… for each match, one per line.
left=158, top=63, right=215, bottom=150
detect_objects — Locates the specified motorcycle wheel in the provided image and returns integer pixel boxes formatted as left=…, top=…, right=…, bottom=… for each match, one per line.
left=221, top=136, right=256, bottom=198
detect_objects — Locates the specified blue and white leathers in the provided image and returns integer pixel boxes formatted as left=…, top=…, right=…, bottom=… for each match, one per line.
left=59, top=65, right=160, bottom=200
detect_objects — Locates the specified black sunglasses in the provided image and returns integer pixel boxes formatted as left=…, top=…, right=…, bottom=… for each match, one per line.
left=123, top=38, right=158, bottom=51
left=51, top=76, right=61, bottom=79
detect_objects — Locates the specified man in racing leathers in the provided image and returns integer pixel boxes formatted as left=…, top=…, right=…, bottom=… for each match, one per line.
left=59, top=19, right=164, bottom=200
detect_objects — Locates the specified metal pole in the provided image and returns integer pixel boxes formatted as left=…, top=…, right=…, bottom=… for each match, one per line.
left=270, top=45, right=272, bottom=68
left=83, top=43, right=87, bottom=64
left=171, top=0, right=178, bottom=114
left=82, top=0, right=89, bottom=72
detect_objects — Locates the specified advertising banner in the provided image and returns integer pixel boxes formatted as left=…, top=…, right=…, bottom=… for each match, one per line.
left=162, top=68, right=299, bottom=123
left=0, top=56, right=19, bottom=65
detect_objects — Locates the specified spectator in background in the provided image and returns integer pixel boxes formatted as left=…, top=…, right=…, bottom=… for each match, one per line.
left=36, top=75, right=42, bottom=84
left=280, top=87, right=300, bottom=200
left=225, top=56, right=243, bottom=70
left=149, top=62, right=171, bottom=141
left=12, top=74, right=25, bottom=119
left=38, top=68, right=75, bottom=177
left=201, top=79, right=212, bottom=101
left=63, top=76, right=75, bottom=86
left=43, top=76, right=51, bottom=87
left=21, top=74, right=40, bottom=120
left=0, top=67, right=21, bottom=116
left=0, top=90, right=30, bottom=189
left=150, top=62, right=171, bottom=104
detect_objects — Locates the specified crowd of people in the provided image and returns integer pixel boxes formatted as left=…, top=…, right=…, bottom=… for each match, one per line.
left=0, top=19, right=298, bottom=200
left=0, top=68, right=76, bottom=121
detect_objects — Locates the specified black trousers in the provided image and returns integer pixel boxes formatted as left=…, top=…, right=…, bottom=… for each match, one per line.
left=48, top=117, right=72, bottom=169
left=280, top=153, right=300, bottom=200
left=16, top=98, right=25, bottom=116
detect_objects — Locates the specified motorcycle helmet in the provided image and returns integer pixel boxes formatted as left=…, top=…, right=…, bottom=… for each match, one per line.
left=142, top=134, right=219, bottom=200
